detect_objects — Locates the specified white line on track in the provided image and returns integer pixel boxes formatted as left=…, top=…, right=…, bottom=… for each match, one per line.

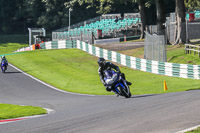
left=9, top=63, right=95, bottom=97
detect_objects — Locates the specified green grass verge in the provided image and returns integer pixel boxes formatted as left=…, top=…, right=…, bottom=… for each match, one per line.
left=186, top=127, right=200, bottom=133
left=0, top=103, right=47, bottom=120
left=0, top=34, right=28, bottom=56
left=167, top=45, right=200, bottom=65
left=0, top=35, right=28, bottom=58
left=1, top=35, right=200, bottom=95
left=0, top=43, right=28, bottom=56
left=121, top=39, right=144, bottom=43
left=6, top=48, right=200, bottom=95
left=120, top=45, right=200, bottom=65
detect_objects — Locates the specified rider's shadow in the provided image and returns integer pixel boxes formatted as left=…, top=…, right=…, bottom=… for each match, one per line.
left=4, top=71, right=22, bottom=74
left=130, top=94, right=158, bottom=99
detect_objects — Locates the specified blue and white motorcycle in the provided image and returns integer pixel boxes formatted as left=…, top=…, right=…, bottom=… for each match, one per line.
left=104, top=70, right=131, bottom=98
left=1, top=60, right=8, bottom=73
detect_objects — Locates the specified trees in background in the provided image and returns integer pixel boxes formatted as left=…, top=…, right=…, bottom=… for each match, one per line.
left=137, top=0, right=147, bottom=39
left=0, top=0, right=188, bottom=45
left=0, top=0, right=18, bottom=33
left=155, top=0, right=166, bottom=35
left=174, top=0, right=186, bottom=45
left=0, top=0, right=98, bottom=34
left=185, top=0, right=200, bottom=11
left=0, top=0, right=138, bottom=34
left=0, top=0, right=171, bottom=35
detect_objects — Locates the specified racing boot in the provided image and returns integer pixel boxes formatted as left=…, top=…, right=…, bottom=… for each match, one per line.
left=126, top=81, right=132, bottom=86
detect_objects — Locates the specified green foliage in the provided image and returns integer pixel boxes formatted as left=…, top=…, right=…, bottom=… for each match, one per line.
left=0, top=35, right=29, bottom=44
left=0, top=0, right=176, bottom=34
left=0, top=103, right=47, bottom=120
left=69, top=0, right=138, bottom=14
left=0, top=0, right=98, bottom=33
left=185, top=0, right=200, bottom=12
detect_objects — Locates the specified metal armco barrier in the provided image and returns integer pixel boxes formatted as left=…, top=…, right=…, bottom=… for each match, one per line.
left=40, top=40, right=77, bottom=49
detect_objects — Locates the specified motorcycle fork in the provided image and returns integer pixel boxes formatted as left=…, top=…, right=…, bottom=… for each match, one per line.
left=114, top=83, right=121, bottom=94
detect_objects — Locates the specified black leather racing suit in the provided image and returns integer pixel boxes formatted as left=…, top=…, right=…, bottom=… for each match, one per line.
left=98, top=62, right=124, bottom=91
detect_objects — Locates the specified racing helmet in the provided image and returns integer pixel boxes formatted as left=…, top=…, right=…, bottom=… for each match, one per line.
left=97, top=57, right=106, bottom=67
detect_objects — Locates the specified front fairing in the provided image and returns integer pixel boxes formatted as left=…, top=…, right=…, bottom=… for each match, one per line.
left=1, top=60, right=7, bottom=66
left=104, top=73, right=119, bottom=86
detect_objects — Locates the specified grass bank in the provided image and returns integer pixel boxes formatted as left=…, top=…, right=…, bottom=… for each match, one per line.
left=120, top=45, right=200, bottom=65
left=7, top=48, right=200, bottom=95
left=0, top=43, right=28, bottom=56
left=0, top=35, right=28, bottom=56
left=1, top=35, right=200, bottom=95
left=0, top=103, right=47, bottom=120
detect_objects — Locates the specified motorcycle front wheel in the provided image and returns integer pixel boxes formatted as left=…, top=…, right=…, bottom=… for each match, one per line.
left=2, top=66, right=5, bottom=73
left=118, top=86, right=131, bottom=98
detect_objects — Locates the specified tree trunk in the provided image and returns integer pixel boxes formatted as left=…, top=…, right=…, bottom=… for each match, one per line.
left=174, top=0, right=186, bottom=45
left=156, top=0, right=166, bottom=35
left=138, top=0, right=147, bottom=39
left=0, top=0, right=5, bottom=21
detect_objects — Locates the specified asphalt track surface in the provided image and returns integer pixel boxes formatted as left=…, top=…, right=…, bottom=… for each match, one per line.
left=1, top=65, right=200, bottom=133
left=96, top=41, right=144, bottom=51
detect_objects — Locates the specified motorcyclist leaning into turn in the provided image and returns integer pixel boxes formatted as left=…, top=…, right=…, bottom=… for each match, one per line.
left=97, top=57, right=132, bottom=92
left=1, top=55, right=8, bottom=70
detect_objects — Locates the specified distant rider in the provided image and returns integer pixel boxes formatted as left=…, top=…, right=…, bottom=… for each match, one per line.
left=97, top=57, right=132, bottom=92
left=1, top=55, right=8, bottom=70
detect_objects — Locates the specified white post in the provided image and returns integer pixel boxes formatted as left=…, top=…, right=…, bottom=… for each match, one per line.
left=42, top=28, right=46, bottom=37
left=69, top=9, right=70, bottom=30
left=69, top=8, right=73, bottom=30
left=28, top=28, right=31, bottom=46
left=186, top=14, right=189, bottom=43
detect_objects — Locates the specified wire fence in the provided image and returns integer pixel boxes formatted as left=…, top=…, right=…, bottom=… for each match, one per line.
left=144, top=32, right=167, bottom=62
left=186, top=22, right=200, bottom=43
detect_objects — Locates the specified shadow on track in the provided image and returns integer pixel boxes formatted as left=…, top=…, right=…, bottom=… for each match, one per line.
left=130, top=94, right=158, bottom=99
left=186, top=88, right=200, bottom=91
left=4, top=71, right=22, bottom=74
